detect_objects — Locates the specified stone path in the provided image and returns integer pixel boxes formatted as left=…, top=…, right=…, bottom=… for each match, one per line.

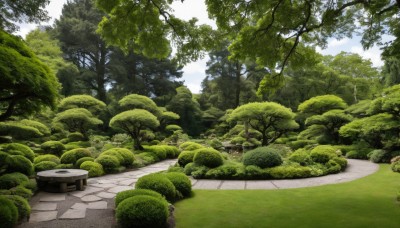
left=21, top=158, right=378, bottom=227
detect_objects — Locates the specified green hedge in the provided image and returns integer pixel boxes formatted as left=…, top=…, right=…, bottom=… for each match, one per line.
left=4, top=195, right=31, bottom=222
left=75, top=157, right=95, bottom=168
left=179, top=141, right=204, bottom=151
left=0, top=143, right=35, bottom=162
left=34, top=161, right=58, bottom=172
left=5, top=155, right=34, bottom=176
left=310, top=145, right=337, bottom=163
left=243, top=147, right=283, bottom=168
left=288, top=149, right=312, bottom=166
left=193, top=148, right=223, bottom=168
left=101, top=148, right=135, bottom=167
left=0, top=172, right=29, bottom=189
left=60, top=148, right=91, bottom=165
left=115, top=189, right=164, bottom=207
left=136, top=174, right=176, bottom=202
left=178, top=151, right=196, bottom=167
left=95, top=155, right=120, bottom=173
left=40, top=141, right=65, bottom=156
left=33, top=154, right=60, bottom=165
left=164, top=172, right=192, bottom=198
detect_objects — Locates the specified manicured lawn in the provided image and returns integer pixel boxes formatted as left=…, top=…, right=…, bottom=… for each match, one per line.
left=175, top=164, right=400, bottom=228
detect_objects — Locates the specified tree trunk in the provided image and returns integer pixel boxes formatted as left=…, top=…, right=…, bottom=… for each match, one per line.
left=96, top=44, right=107, bottom=103
left=234, top=61, right=242, bottom=108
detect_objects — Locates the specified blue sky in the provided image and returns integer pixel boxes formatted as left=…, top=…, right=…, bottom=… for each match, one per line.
left=16, top=0, right=388, bottom=94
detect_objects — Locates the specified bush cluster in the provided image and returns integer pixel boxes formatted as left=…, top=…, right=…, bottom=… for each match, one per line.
left=115, top=189, right=164, bottom=207
left=95, top=155, right=120, bottom=174
left=0, top=143, right=35, bottom=162
left=310, top=145, right=336, bottom=163
left=193, top=148, right=223, bottom=168
left=135, top=174, right=176, bottom=202
left=0, top=172, right=29, bottom=189
left=101, top=148, right=135, bottom=167
left=243, top=147, right=283, bottom=168
left=288, top=149, right=313, bottom=166
left=5, top=155, right=34, bottom=176
left=34, top=154, right=60, bottom=165
left=177, top=151, right=196, bottom=167
left=40, top=141, right=65, bottom=156
left=34, top=161, right=58, bottom=172
left=60, top=148, right=91, bottom=165
left=80, top=161, right=104, bottom=177
left=0, top=196, right=18, bottom=228
left=164, top=172, right=192, bottom=198
left=179, top=141, right=204, bottom=151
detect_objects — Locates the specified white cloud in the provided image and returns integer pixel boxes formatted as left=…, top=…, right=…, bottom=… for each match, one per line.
left=328, top=38, right=350, bottom=47
left=350, top=45, right=384, bottom=67
left=171, top=0, right=216, bottom=28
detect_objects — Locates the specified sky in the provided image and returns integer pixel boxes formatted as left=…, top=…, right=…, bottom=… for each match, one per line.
left=16, top=0, right=387, bottom=94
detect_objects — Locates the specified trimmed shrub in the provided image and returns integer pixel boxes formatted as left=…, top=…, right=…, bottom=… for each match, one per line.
left=0, top=172, right=29, bottom=189
left=179, top=141, right=204, bottom=151
left=115, top=189, right=165, bottom=207
left=136, top=174, right=176, bottom=201
left=143, top=146, right=167, bottom=160
left=136, top=152, right=158, bottom=165
left=34, top=154, right=60, bottom=165
left=266, top=144, right=293, bottom=158
left=346, top=150, right=369, bottom=159
left=4, top=195, right=31, bottom=221
left=0, top=196, right=18, bottom=228
left=40, top=141, right=65, bottom=156
left=55, top=164, right=74, bottom=169
left=10, top=185, right=33, bottom=199
left=326, top=160, right=341, bottom=174
left=116, top=195, right=168, bottom=228
left=178, top=151, right=196, bottom=167
left=193, top=148, right=223, bottom=168
left=0, top=143, right=35, bottom=162
left=21, top=179, right=37, bottom=192
left=67, top=132, right=85, bottom=142
left=75, top=157, right=95, bottom=168
left=0, top=151, right=9, bottom=166
left=60, top=148, right=91, bottom=164
left=243, top=147, right=283, bottom=168
left=164, top=172, right=192, bottom=198
left=80, top=161, right=104, bottom=177
left=288, top=149, right=313, bottom=166
left=391, top=160, right=400, bottom=173
left=64, top=141, right=91, bottom=150
left=205, top=164, right=241, bottom=180
left=244, top=165, right=269, bottom=179
left=34, top=161, right=58, bottom=172
left=288, top=140, right=317, bottom=150
left=267, top=165, right=313, bottom=179
left=368, top=149, right=390, bottom=163
left=5, top=155, right=34, bottom=176
left=102, top=148, right=135, bottom=167
left=310, top=145, right=337, bottom=163
left=95, top=155, right=120, bottom=173
left=331, top=157, right=348, bottom=171
left=162, top=145, right=179, bottom=158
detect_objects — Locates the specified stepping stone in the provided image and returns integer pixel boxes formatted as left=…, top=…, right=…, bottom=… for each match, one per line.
left=97, top=179, right=116, bottom=184
left=87, top=179, right=98, bottom=184
left=40, top=193, right=66, bottom=202
left=29, top=211, right=58, bottom=222
left=59, top=209, right=86, bottom=219
left=90, top=183, right=118, bottom=188
left=87, top=201, right=107, bottom=209
left=81, top=195, right=102, bottom=202
left=32, top=202, right=57, bottom=211
left=71, top=203, right=87, bottom=210
left=96, top=192, right=116, bottom=199
left=70, top=186, right=104, bottom=198
left=107, top=186, right=133, bottom=193
left=118, top=179, right=137, bottom=186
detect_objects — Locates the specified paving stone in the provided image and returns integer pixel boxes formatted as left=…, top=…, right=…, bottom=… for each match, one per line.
left=246, top=181, right=277, bottom=190
left=219, top=181, right=246, bottom=190
left=96, top=192, right=116, bottom=199
left=97, top=179, right=116, bottom=184
left=81, top=195, right=102, bottom=202
left=90, top=183, right=118, bottom=188
left=70, top=186, right=104, bottom=198
left=107, top=185, right=133, bottom=193
left=118, top=179, right=137, bottom=186
left=88, top=201, right=107, bottom=209
left=87, top=179, right=98, bottom=184
left=71, top=203, right=87, bottom=210
left=39, top=193, right=66, bottom=202
left=32, top=202, right=57, bottom=211
left=29, top=211, right=58, bottom=222
left=192, top=180, right=221, bottom=190
left=59, top=209, right=86, bottom=219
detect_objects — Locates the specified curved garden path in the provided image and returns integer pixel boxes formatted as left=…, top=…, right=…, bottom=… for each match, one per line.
left=20, top=159, right=378, bottom=227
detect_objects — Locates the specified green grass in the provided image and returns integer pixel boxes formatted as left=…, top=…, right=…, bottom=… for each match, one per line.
left=175, top=164, right=400, bottom=228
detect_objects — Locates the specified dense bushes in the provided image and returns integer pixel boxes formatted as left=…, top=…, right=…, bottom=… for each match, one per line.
left=5, top=155, right=34, bottom=176
left=136, top=174, right=176, bottom=201
left=95, top=155, right=120, bottom=173
left=4, top=195, right=31, bottom=221
left=0, top=143, right=35, bottom=162
left=34, top=161, right=58, bottom=172
left=75, top=157, right=95, bottom=168
left=80, top=161, right=104, bottom=177
left=178, top=151, right=195, bottom=167
left=310, top=145, right=336, bottom=163
left=288, top=149, right=313, bottom=166
left=0, top=196, right=18, bottom=228
left=60, top=148, right=91, bottom=165
left=243, top=147, right=283, bottom=168
left=0, top=172, right=29, bottom=189
left=179, top=141, right=204, bottom=151
left=115, top=189, right=164, bottom=207
left=193, top=148, right=223, bottom=168
left=164, top=172, right=192, bottom=198
left=101, top=148, right=135, bottom=167
left=40, top=141, right=65, bottom=155
left=34, top=154, right=60, bottom=165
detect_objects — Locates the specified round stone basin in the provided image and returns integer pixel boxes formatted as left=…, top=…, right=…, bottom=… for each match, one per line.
left=37, top=169, right=88, bottom=182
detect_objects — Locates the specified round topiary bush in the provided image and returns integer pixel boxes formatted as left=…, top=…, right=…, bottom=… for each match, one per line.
left=136, top=174, right=176, bottom=201
left=331, top=157, right=347, bottom=171
left=55, top=163, right=74, bottom=169
left=144, top=146, right=167, bottom=160
left=4, top=195, right=31, bottom=221
left=102, top=148, right=135, bottom=167
left=0, top=143, right=35, bottom=162
left=5, top=155, right=34, bottom=176
left=34, top=161, right=58, bottom=172
left=80, top=161, right=104, bottom=177
left=392, top=160, right=400, bottom=173
left=310, top=145, right=337, bottom=163
left=60, top=148, right=92, bottom=165
left=288, top=149, right=313, bottom=166
left=163, top=145, right=179, bottom=158
left=193, top=148, right=223, bottom=168
left=40, top=141, right=65, bottom=156
left=10, top=185, right=33, bottom=199
left=164, top=172, right=192, bottom=198
left=75, top=157, right=95, bottom=168
left=67, top=132, right=85, bottom=142
left=115, top=189, right=165, bottom=207
left=0, top=196, right=18, bottom=227
left=243, top=147, right=283, bottom=168
left=95, top=155, right=120, bottom=173
left=33, top=154, right=61, bottom=165
left=178, top=151, right=196, bottom=167
left=0, top=172, right=29, bottom=189
left=116, top=195, right=169, bottom=228
left=179, top=141, right=204, bottom=151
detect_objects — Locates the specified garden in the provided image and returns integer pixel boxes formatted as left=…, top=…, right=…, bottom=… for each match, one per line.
left=1, top=0, right=400, bottom=228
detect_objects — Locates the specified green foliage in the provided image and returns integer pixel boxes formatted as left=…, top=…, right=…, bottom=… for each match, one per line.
left=33, top=154, right=60, bottom=165
left=5, top=155, right=34, bottom=176
left=164, top=172, right=192, bottom=198
left=267, top=165, right=313, bottom=179
left=0, top=172, right=29, bottom=189
left=40, top=141, right=65, bottom=156
left=19, top=119, right=51, bottom=136
left=179, top=141, right=204, bottom=151
left=288, top=149, right=313, bottom=166
left=115, top=195, right=169, bottom=228
left=243, top=147, right=283, bottom=168
left=368, top=150, right=390, bottom=163
left=326, top=160, right=342, bottom=174
left=64, top=141, right=91, bottom=151
left=178, top=151, right=196, bottom=167
left=53, top=108, right=103, bottom=136
left=80, top=161, right=104, bottom=177
left=95, top=155, right=120, bottom=174
left=67, top=132, right=86, bottom=142
left=310, top=146, right=337, bottom=163
left=101, top=148, right=135, bottom=167
left=331, top=157, right=348, bottom=171
left=0, top=196, right=18, bottom=228
left=75, top=157, right=95, bottom=168
left=136, top=152, right=158, bottom=165
left=34, top=161, right=58, bottom=172
left=298, top=95, right=347, bottom=115
left=4, top=195, right=31, bottom=222
left=391, top=160, right=400, bottom=173
left=288, top=140, right=317, bottom=150
left=0, top=30, right=59, bottom=121
left=0, top=121, right=43, bottom=139
left=9, top=185, right=33, bottom=199
left=55, top=163, right=74, bottom=169
left=193, top=148, right=223, bottom=168
left=0, top=143, right=35, bottom=162
left=143, top=146, right=167, bottom=160
left=60, top=148, right=92, bottom=165
left=205, top=164, right=243, bottom=180
left=59, top=95, right=106, bottom=114
left=115, top=189, right=165, bottom=207
left=136, top=174, right=176, bottom=202
left=118, top=94, right=161, bottom=116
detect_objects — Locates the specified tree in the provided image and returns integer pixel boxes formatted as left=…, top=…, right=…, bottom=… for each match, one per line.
left=118, top=94, right=161, bottom=116
left=0, top=30, right=59, bottom=121
left=298, top=95, right=348, bottom=115
left=382, top=57, right=400, bottom=87
left=109, top=109, right=160, bottom=150
left=59, top=95, right=106, bottom=115
left=0, top=0, right=50, bottom=32
left=53, top=108, right=103, bottom=138
left=228, top=102, right=299, bottom=146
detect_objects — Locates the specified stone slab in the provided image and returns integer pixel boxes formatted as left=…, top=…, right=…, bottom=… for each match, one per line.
left=118, top=179, right=137, bottom=186
left=81, top=195, right=102, bottom=202
left=192, top=180, right=221, bottom=190
left=59, top=209, right=86, bottom=219
left=107, top=185, right=132, bottom=193
left=29, top=211, right=58, bottom=223
left=71, top=203, right=87, bottom=210
left=32, top=202, right=57, bottom=211
left=97, top=179, right=116, bottom=184
left=96, top=192, right=116, bottom=199
left=90, top=183, right=118, bottom=188
left=70, top=186, right=104, bottom=198
left=39, top=193, right=66, bottom=202
left=88, top=201, right=107, bottom=209
left=245, top=181, right=278, bottom=190
left=219, top=181, right=246, bottom=190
